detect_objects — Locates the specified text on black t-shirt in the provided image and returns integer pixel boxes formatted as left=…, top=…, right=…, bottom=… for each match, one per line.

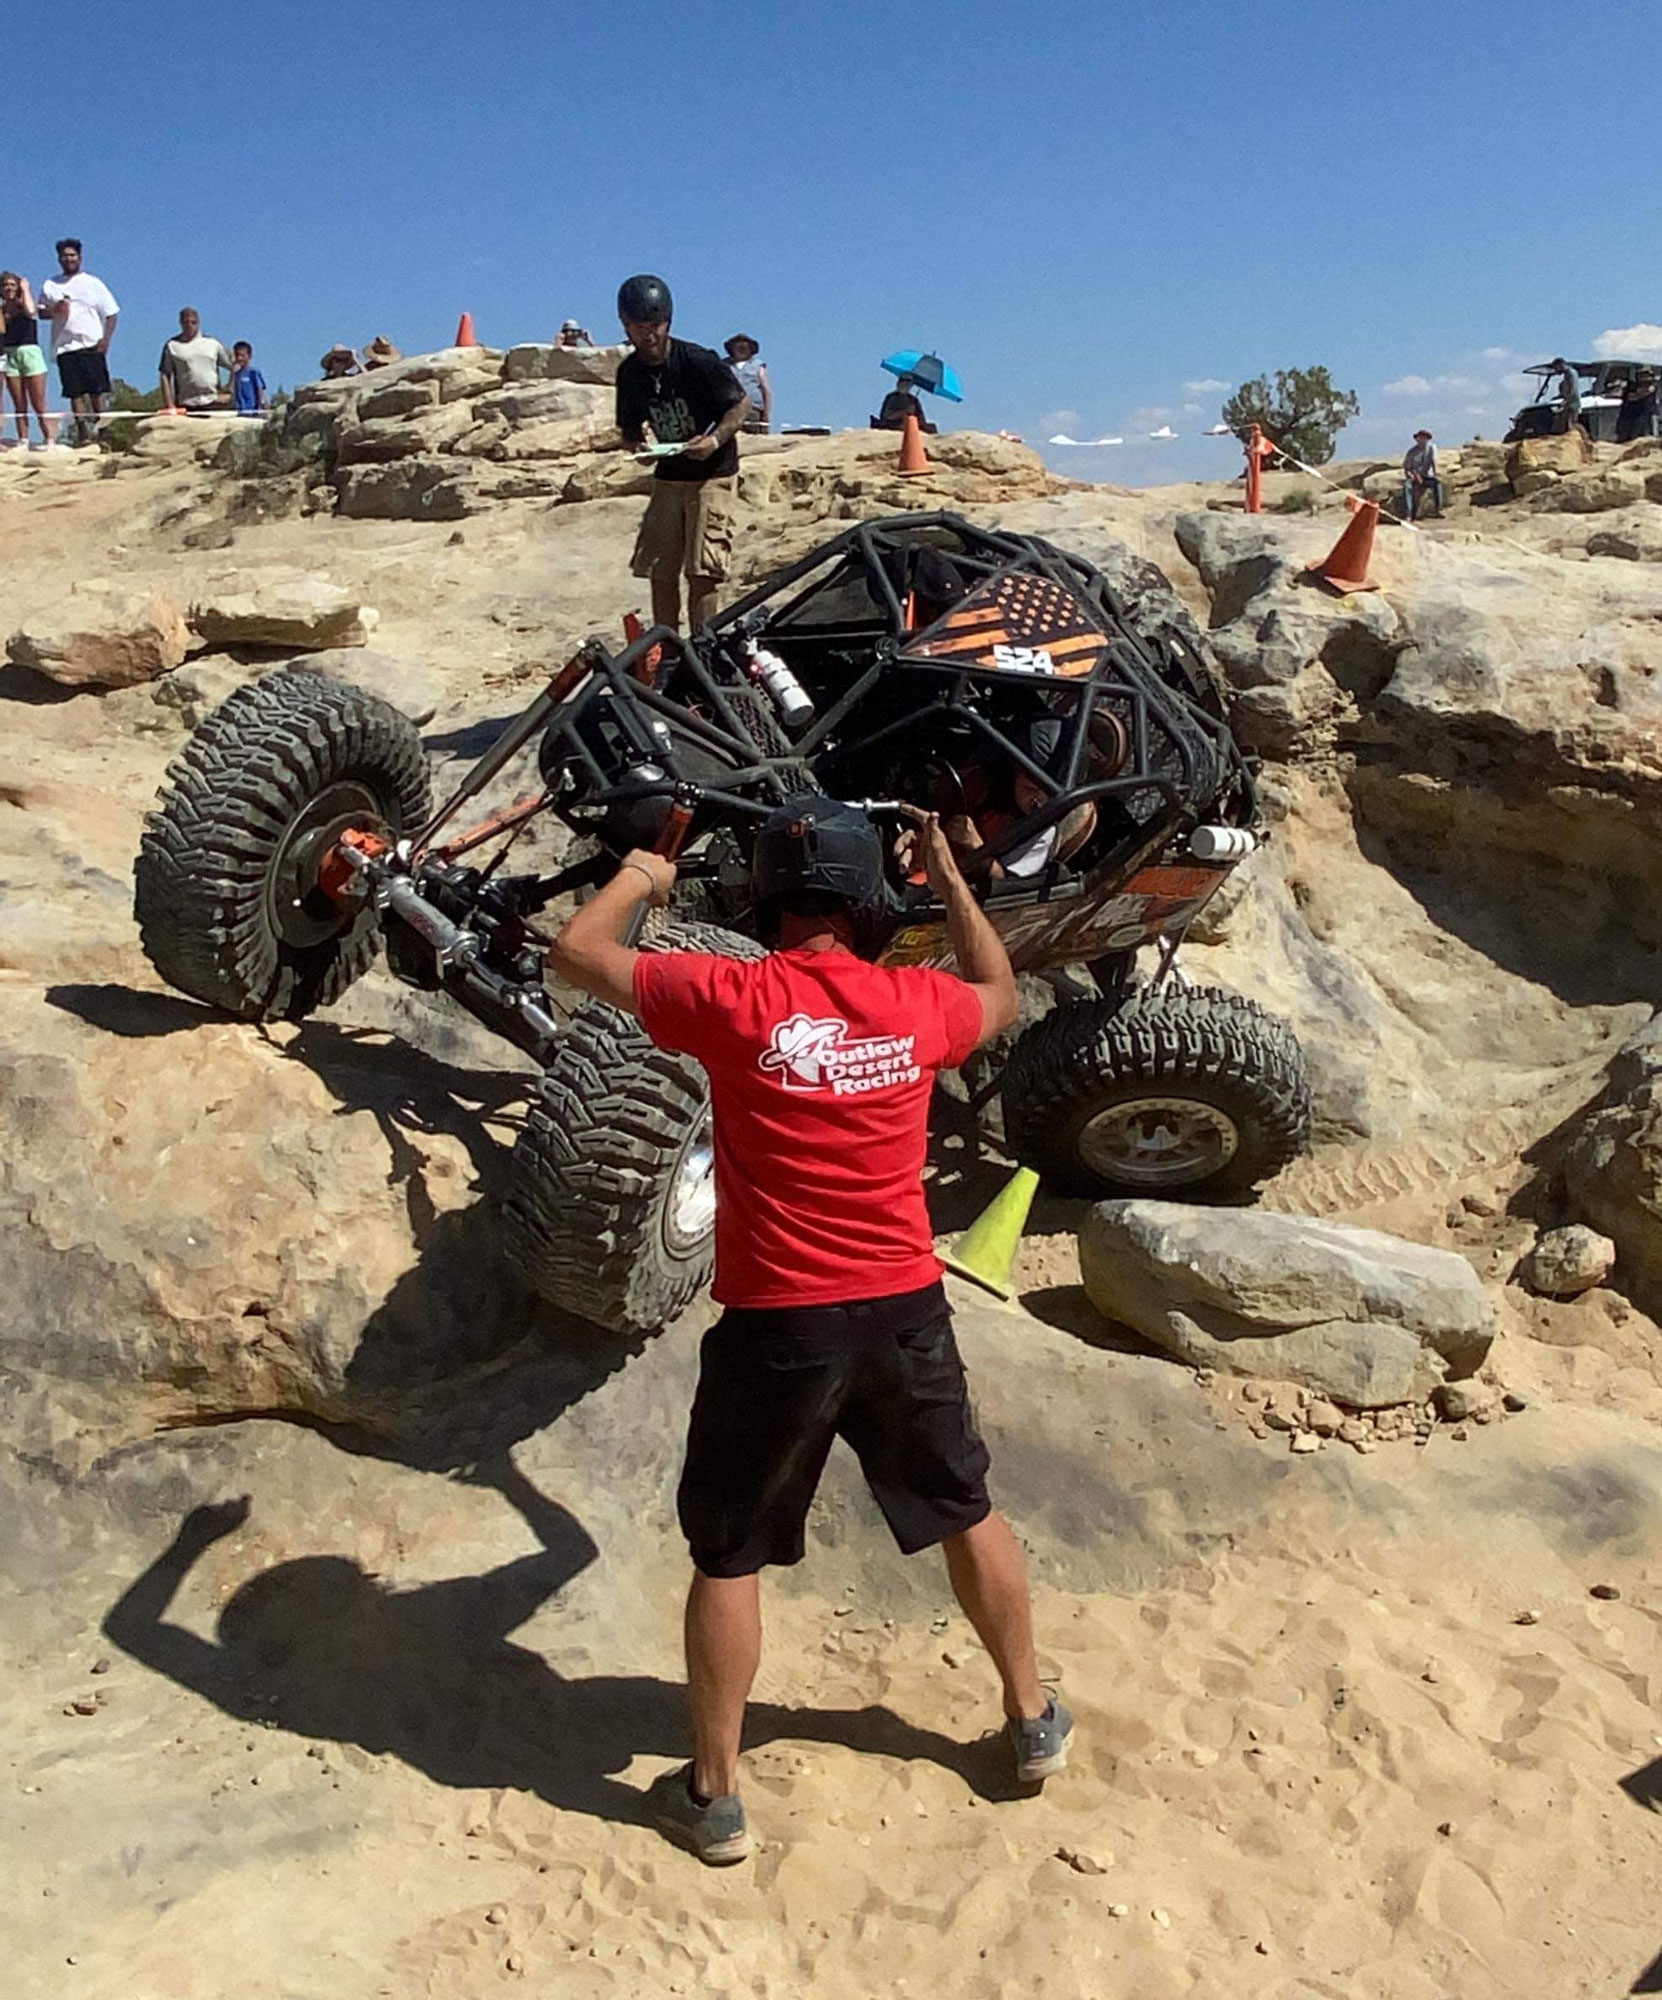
left=615, top=337, right=745, bottom=481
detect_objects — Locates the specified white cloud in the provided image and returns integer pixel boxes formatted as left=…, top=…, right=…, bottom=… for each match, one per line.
left=1182, top=378, right=1231, bottom=394
left=1384, top=372, right=1486, bottom=398
left=1593, top=323, right=1662, bottom=360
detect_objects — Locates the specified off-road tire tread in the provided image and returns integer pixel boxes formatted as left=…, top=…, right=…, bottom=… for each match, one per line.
left=134, top=670, right=432, bottom=1021
left=500, top=921, right=763, bottom=1332
left=1001, top=983, right=1311, bottom=1199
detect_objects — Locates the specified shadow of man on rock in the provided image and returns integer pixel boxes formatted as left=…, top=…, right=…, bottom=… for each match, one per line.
left=103, top=1454, right=1006, bottom=1835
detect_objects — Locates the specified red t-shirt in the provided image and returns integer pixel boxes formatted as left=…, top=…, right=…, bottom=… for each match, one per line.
left=634, top=945, right=984, bottom=1308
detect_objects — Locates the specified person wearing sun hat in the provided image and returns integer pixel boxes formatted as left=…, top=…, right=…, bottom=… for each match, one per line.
left=723, top=333, right=770, bottom=434
left=1402, top=428, right=1442, bottom=520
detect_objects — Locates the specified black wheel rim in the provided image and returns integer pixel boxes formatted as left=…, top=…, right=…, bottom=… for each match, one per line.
left=264, top=781, right=384, bottom=949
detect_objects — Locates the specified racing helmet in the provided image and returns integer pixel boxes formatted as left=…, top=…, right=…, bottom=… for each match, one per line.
left=752, top=794, right=894, bottom=950
left=617, top=274, right=673, bottom=325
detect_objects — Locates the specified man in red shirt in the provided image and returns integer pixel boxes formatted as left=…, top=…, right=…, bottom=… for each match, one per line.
left=550, top=797, right=1073, bottom=1863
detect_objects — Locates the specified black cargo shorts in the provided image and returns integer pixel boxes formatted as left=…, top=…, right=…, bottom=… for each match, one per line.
left=677, top=1280, right=993, bottom=1577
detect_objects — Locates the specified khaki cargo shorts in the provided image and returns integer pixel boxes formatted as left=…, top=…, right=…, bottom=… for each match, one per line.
left=631, top=474, right=737, bottom=582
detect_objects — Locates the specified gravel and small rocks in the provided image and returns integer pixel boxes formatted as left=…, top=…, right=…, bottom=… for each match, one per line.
left=1208, top=1369, right=1524, bottom=1454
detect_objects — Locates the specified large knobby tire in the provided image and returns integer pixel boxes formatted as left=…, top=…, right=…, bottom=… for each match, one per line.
left=1000, top=984, right=1311, bottom=1200
left=134, top=671, right=432, bottom=1021
left=499, top=921, right=763, bottom=1333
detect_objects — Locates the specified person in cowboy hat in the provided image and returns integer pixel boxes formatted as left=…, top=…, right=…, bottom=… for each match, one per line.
left=723, top=333, right=771, bottom=434
left=362, top=334, right=402, bottom=370
left=319, top=344, right=361, bottom=380
left=1402, top=428, right=1442, bottom=520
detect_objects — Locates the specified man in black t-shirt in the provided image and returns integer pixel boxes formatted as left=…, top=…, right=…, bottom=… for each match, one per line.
left=615, top=274, right=750, bottom=633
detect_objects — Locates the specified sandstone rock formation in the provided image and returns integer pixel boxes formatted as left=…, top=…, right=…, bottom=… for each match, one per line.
left=1078, top=1200, right=1495, bottom=1406
left=1566, top=1013, right=1662, bottom=1311
left=1523, top=1224, right=1616, bottom=1297
left=8, top=589, right=193, bottom=690
left=189, top=574, right=376, bottom=650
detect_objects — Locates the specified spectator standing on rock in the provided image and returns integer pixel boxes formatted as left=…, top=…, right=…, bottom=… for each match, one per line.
left=231, top=341, right=267, bottom=415
left=1, top=271, right=57, bottom=447
left=158, top=307, right=232, bottom=412
left=1549, top=357, right=1582, bottom=435
left=549, top=801, right=1073, bottom=1865
left=558, top=318, right=595, bottom=348
left=1401, top=429, right=1442, bottom=520
left=723, top=334, right=771, bottom=434
left=363, top=335, right=401, bottom=370
left=615, top=274, right=750, bottom=633
left=319, top=344, right=360, bottom=380
left=1616, top=368, right=1658, bottom=443
left=39, top=238, right=118, bottom=446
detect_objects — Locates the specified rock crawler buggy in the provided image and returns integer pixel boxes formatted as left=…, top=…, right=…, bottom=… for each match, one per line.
left=135, top=513, right=1311, bottom=1333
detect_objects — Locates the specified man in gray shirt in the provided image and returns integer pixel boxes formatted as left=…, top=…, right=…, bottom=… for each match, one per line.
left=158, top=307, right=231, bottom=411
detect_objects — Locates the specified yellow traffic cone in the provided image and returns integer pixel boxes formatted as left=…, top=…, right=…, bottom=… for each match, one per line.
left=940, top=1166, right=1039, bottom=1300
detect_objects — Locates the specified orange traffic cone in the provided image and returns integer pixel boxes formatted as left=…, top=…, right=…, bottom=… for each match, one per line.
left=896, top=412, right=930, bottom=476
left=1306, top=496, right=1380, bottom=593
left=454, top=311, right=477, bottom=348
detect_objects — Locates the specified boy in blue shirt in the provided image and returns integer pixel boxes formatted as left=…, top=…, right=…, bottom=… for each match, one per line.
left=231, top=341, right=267, bottom=415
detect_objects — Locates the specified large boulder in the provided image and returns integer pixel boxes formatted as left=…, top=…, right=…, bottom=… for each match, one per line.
left=332, top=399, right=478, bottom=465
left=289, top=645, right=446, bottom=725
left=503, top=341, right=625, bottom=387
left=189, top=574, right=377, bottom=651
left=1586, top=508, right=1662, bottom=561
left=1526, top=465, right=1648, bottom=513
left=1173, top=511, right=1405, bottom=759
left=7, top=589, right=192, bottom=690
left=472, top=379, right=613, bottom=428
left=1506, top=429, right=1592, bottom=486
left=335, top=456, right=477, bottom=521
left=1078, top=1200, right=1495, bottom=1407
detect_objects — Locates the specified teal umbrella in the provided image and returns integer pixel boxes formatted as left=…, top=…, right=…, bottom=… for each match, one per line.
left=880, top=350, right=964, bottom=403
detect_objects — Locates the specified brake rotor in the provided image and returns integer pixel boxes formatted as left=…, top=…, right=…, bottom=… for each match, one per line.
left=265, top=783, right=387, bottom=949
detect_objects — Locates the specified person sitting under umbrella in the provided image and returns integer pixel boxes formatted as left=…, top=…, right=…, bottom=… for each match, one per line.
left=873, top=373, right=936, bottom=433
left=873, top=348, right=960, bottom=432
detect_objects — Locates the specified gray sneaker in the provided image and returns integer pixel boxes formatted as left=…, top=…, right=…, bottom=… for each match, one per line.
left=645, top=1764, right=753, bottom=1865
left=1009, top=1697, right=1074, bottom=1782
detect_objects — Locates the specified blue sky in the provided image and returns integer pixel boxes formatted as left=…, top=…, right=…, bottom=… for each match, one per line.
left=22, top=0, right=1661, bottom=484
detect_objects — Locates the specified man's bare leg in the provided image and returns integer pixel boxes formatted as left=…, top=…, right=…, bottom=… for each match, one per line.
left=942, top=1512, right=1047, bottom=1720
left=687, top=574, right=719, bottom=631
left=685, top=1569, right=761, bottom=1799
left=650, top=569, right=682, bottom=633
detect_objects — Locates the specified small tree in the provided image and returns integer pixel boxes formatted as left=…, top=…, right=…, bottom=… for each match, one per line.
left=1222, top=367, right=1359, bottom=467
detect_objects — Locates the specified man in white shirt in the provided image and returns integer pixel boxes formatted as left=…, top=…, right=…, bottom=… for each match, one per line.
left=39, top=238, right=119, bottom=446
left=158, top=308, right=232, bottom=413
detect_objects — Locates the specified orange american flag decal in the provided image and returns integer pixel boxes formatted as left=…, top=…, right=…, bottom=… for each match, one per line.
left=906, top=570, right=1107, bottom=678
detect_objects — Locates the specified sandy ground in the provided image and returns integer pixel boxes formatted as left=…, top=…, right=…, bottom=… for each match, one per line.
left=4, top=437, right=1662, bottom=1998
left=8, top=1287, right=1662, bottom=2000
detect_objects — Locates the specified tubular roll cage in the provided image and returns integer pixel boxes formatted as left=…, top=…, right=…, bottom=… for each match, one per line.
left=415, top=512, right=1253, bottom=887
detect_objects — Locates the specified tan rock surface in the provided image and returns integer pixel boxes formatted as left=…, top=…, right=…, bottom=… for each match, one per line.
left=8, top=588, right=192, bottom=689
left=189, top=573, right=377, bottom=649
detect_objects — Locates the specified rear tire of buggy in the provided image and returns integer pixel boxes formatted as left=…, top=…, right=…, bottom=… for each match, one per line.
left=133, top=670, right=433, bottom=1021
left=499, top=921, right=763, bottom=1334
left=999, top=984, right=1311, bottom=1200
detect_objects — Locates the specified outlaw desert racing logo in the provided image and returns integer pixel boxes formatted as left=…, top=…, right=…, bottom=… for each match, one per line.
left=758, top=1013, right=921, bottom=1096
